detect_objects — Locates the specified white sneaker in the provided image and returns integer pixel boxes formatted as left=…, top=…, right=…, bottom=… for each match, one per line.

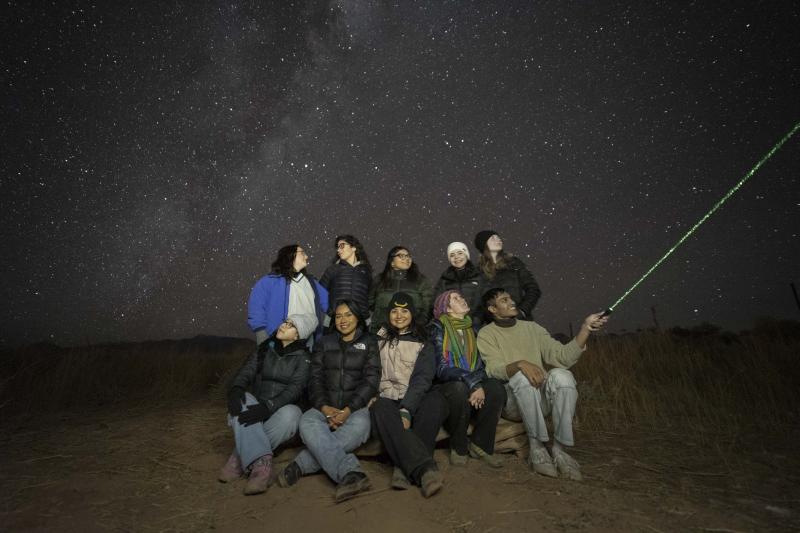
left=528, top=447, right=557, bottom=478
left=553, top=449, right=583, bottom=481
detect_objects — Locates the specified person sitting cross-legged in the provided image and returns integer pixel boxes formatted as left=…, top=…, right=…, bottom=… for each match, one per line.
left=476, top=288, right=608, bottom=481
left=277, top=300, right=381, bottom=503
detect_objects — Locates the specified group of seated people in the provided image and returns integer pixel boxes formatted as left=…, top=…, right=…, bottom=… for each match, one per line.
left=219, top=232, right=608, bottom=501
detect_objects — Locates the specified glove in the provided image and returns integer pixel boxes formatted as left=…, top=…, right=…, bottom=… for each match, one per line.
left=237, top=403, right=271, bottom=426
left=227, top=387, right=246, bottom=417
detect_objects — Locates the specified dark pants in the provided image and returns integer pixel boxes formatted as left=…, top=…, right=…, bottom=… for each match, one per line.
left=370, top=392, right=446, bottom=485
left=439, top=378, right=507, bottom=455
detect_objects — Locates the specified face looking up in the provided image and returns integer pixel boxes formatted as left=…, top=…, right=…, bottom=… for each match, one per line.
left=276, top=321, right=299, bottom=341
left=487, top=234, right=503, bottom=253
left=448, top=249, right=468, bottom=268
left=391, top=249, right=412, bottom=270
left=293, top=247, right=309, bottom=272
left=389, top=306, right=412, bottom=331
left=447, top=292, right=470, bottom=316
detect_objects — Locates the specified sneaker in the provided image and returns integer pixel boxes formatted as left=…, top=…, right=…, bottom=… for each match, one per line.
left=335, top=471, right=371, bottom=503
left=391, top=467, right=411, bottom=490
left=244, top=455, right=272, bottom=495
left=468, top=442, right=503, bottom=468
left=419, top=468, right=444, bottom=498
left=277, top=461, right=302, bottom=488
left=449, top=449, right=468, bottom=466
left=553, top=449, right=583, bottom=481
left=218, top=451, right=243, bottom=483
left=528, top=447, right=557, bottom=478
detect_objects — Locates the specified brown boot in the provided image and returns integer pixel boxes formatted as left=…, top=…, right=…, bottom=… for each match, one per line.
left=243, top=455, right=272, bottom=495
left=218, top=450, right=243, bottom=482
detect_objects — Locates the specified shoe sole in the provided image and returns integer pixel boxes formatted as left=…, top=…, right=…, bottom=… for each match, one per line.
left=335, top=478, right=371, bottom=503
left=469, top=446, right=503, bottom=469
left=421, top=478, right=443, bottom=498
left=531, top=464, right=558, bottom=478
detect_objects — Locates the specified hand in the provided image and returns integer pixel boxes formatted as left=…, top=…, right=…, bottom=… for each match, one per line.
left=583, top=312, right=609, bottom=332
left=518, top=361, right=547, bottom=388
left=468, top=387, right=485, bottom=409
left=227, top=387, right=245, bottom=417
left=237, top=403, right=270, bottom=426
left=321, top=405, right=342, bottom=429
left=331, top=406, right=351, bottom=428
left=401, top=417, right=411, bottom=430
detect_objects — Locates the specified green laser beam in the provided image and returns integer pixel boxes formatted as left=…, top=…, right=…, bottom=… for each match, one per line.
left=607, top=121, right=800, bottom=313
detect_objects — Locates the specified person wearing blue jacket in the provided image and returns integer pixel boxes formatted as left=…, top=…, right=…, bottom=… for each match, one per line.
left=431, top=290, right=506, bottom=468
left=247, top=244, right=328, bottom=345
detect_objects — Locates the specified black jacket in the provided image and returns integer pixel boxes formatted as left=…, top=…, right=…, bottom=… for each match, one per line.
left=369, top=270, right=434, bottom=332
left=433, top=262, right=483, bottom=324
left=229, top=339, right=311, bottom=415
left=309, top=329, right=381, bottom=411
left=480, top=256, right=542, bottom=320
left=319, top=261, right=372, bottom=318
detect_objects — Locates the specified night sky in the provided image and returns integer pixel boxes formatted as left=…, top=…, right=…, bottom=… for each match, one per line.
left=2, top=1, right=799, bottom=347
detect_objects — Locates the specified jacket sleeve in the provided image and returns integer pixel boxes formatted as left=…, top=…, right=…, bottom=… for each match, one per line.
left=247, top=278, right=270, bottom=333
left=230, top=350, right=259, bottom=392
left=314, top=279, right=329, bottom=318
left=308, top=340, right=330, bottom=410
left=462, top=358, right=488, bottom=391
left=319, top=264, right=334, bottom=290
left=515, top=259, right=542, bottom=319
left=433, top=274, right=446, bottom=302
left=400, top=341, right=435, bottom=416
left=538, top=327, right=584, bottom=369
left=266, top=350, right=312, bottom=414
left=347, top=339, right=381, bottom=411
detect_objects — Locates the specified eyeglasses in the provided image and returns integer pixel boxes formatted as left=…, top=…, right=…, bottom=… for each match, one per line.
left=393, top=253, right=412, bottom=260
left=336, top=242, right=349, bottom=249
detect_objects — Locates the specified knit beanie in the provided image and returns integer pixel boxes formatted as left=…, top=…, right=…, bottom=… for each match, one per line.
left=446, top=242, right=470, bottom=261
left=388, top=291, right=417, bottom=319
left=286, top=313, right=318, bottom=340
left=474, top=230, right=498, bottom=254
left=433, top=290, right=459, bottom=320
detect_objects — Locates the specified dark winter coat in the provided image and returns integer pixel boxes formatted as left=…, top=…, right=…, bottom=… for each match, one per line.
left=369, top=270, right=434, bottom=332
left=433, top=262, right=483, bottom=325
left=229, top=339, right=311, bottom=415
left=429, top=320, right=488, bottom=391
left=480, top=256, right=542, bottom=320
left=309, top=329, right=381, bottom=411
left=319, top=261, right=372, bottom=318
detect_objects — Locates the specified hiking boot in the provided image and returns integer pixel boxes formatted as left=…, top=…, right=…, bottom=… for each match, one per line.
left=528, top=447, right=557, bottom=478
left=419, top=468, right=444, bottom=498
left=553, top=449, right=583, bottom=481
left=277, top=461, right=302, bottom=488
left=391, top=467, right=411, bottom=490
left=449, top=449, right=468, bottom=466
left=335, top=471, right=371, bottom=503
left=468, top=442, right=503, bottom=469
left=243, top=455, right=272, bottom=495
left=218, top=450, right=243, bottom=482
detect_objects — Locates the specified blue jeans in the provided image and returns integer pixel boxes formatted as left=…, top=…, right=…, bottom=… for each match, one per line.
left=294, top=407, right=371, bottom=483
left=228, top=392, right=302, bottom=468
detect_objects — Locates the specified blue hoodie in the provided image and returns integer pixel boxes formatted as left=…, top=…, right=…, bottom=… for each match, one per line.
left=247, top=273, right=329, bottom=340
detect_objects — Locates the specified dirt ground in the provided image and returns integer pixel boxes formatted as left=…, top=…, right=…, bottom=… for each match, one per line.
left=2, top=400, right=798, bottom=532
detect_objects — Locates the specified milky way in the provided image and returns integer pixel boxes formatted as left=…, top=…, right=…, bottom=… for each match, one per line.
left=2, top=1, right=799, bottom=346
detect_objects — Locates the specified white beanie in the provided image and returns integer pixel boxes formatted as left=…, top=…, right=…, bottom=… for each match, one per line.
left=446, top=241, right=470, bottom=261
left=286, top=313, right=318, bottom=340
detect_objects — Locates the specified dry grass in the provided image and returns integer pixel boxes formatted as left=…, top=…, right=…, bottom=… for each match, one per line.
left=574, top=318, right=800, bottom=439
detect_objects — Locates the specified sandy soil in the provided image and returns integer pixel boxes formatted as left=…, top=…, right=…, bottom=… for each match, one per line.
left=2, top=400, right=798, bottom=532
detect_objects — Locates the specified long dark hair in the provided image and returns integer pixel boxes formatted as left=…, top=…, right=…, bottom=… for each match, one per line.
left=332, top=299, right=368, bottom=335
left=478, top=249, right=511, bottom=280
left=378, top=311, right=428, bottom=348
left=331, top=234, right=371, bottom=270
left=271, top=244, right=306, bottom=282
left=379, top=245, right=421, bottom=288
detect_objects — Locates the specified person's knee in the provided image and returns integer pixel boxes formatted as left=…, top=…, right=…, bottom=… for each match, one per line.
left=370, top=397, right=394, bottom=417
left=508, top=371, right=535, bottom=393
left=447, top=381, right=469, bottom=398
left=548, top=368, right=576, bottom=389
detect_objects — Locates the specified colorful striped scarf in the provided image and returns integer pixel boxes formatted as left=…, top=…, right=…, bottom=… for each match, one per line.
left=440, top=314, right=478, bottom=370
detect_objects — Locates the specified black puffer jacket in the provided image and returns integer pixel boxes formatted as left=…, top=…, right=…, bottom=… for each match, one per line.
left=309, top=329, right=381, bottom=411
left=319, top=261, right=372, bottom=318
left=433, top=262, right=483, bottom=323
left=480, top=256, right=542, bottom=320
left=229, top=339, right=311, bottom=415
